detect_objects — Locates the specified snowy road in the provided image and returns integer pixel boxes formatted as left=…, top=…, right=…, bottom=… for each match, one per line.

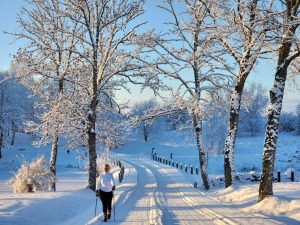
left=2, top=134, right=300, bottom=225
left=0, top=152, right=297, bottom=225
left=97, top=155, right=285, bottom=225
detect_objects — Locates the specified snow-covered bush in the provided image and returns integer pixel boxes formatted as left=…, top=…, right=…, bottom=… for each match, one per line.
left=8, top=155, right=55, bottom=193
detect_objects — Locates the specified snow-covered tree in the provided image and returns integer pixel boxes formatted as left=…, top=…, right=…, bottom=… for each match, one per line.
left=279, top=112, right=296, bottom=133
left=164, top=104, right=191, bottom=131
left=136, top=0, right=233, bottom=189
left=59, top=0, right=153, bottom=191
left=259, top=0, right=300, bottom=202
left=207, top=0, right=273, bottom=187
left=238, top=82, right=268, bottom=136
left=10, top=0, right=81, bottom=191
left=202, top=89, right=230, bottom=156
left=10, top=0, right=152, bottom=191
left=61, top=91, right=130, bottom=154
left=0, top=71, right=34, bottom=159
left=131, top=99, right=158, bottom=142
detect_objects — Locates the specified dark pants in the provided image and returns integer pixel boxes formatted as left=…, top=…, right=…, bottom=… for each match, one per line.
left=99, top=190, right=113, bottom=213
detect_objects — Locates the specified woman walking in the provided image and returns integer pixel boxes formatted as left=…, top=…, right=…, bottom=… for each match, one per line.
left=96, top=164, right=116, bottom=222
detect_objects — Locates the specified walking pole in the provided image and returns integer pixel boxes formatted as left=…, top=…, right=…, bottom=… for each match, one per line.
left=113, top=192, right=115, bottom=221
left=94, top=197, right=98, bottom=217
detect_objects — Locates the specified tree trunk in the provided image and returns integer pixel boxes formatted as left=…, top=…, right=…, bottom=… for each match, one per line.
left=144, top=125, right=148, bottom=142
left=0, top=93, right=3, bottom=159
left=87, top=109, right=97, bottom=191
left=49, top=79, right=64, bottom=191
left=87, top=79, right=98, bottom=191
left=258, top=0, right=300, bottom=201
left=193, top=115, right=210, bottom=189
left=258, top=49, right=292, bottom=202
left=0, top=131, right=3, bottom=159
left=224, top=75, right=246, bottom=188
left=11, top=130, right=15, bottom=146
left=11, top=122, right=16, bottom=146
left=50, top=131, right=59, bottom=191
left=258, top=68, right=288, bottom=202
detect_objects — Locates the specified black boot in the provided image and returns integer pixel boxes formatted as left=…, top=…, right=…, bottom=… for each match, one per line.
left=108, top=210, right=111, bottom=220
left=103, top=212, right=108, bottom=222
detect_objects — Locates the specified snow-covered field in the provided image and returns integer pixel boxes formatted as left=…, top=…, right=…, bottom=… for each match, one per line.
left=0, top=132, right=300, bottom=224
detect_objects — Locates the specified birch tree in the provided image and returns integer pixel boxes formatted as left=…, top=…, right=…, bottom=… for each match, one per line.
left=207, top=0, right=273, bottom=187
left=11, top=0, right=80, bottom=191
left=258, top=0, right=300, bottom=202
left=139, top=0, right=232, bottom=189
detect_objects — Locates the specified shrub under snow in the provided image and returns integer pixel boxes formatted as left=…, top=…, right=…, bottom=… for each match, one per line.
left=9, top=155, right=55, bottom=193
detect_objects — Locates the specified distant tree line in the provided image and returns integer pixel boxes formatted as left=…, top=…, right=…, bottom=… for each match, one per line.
left=0, top=71, right=36, bottom=159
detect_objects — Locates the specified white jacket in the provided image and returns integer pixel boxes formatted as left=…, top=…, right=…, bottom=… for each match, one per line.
left=96, top=172, right=115, bottom=192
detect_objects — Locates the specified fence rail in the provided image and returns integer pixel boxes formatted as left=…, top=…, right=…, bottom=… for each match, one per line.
left=151, top=150, right=296, bottom=184
left=111, top=157, right=125, bottom=183
left=153, top=154, right=199, bottom=176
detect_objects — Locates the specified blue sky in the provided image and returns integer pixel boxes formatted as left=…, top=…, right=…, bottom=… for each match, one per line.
left=0, top=0, right=24, bottom=71
left=0, top=0, right=299, bottom=113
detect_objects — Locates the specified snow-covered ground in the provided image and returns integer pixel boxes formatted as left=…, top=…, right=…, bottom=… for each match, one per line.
left=0, top=132, right=300, bottom=224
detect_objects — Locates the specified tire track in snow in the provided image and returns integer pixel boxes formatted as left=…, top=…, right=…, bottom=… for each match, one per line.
left=111, top=157, right=162, bottom=225
left=111, top=155, right=284, bottom=225
left=144, top=158, right=284, bottom=225
left=144, top=159, right=230, bottom=225
left=152, top=163, right=238, bottom=225
left=114, top=156, right=231, bottom=224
